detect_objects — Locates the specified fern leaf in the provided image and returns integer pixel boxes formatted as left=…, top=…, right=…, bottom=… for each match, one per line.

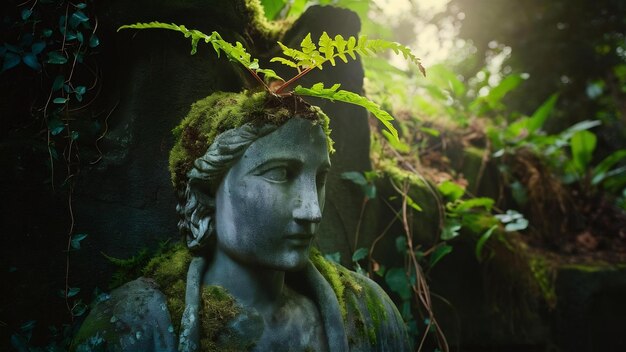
left=119, top=21, right=261, bottom=71
left=256, top=68, right=284, bottom=82
left=277, top=41, right=308, bottom=62
left=270, top=57, right=298, bottom=70
left=334, top=34, right=348, bottom=63
left=300, top=33, right=317, bottom=55
left=346, top=37, right=357, bottom=60
left=294, top=84, right=399, bottom=141
left=318, top=32, right=335, bottom=66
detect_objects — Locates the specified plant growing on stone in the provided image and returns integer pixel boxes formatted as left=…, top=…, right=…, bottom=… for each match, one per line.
left=118, top=21, right=425, bottom=141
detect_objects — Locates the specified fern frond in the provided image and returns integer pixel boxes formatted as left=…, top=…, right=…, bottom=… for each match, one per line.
left=269, top=57, right=299, bottom=71
left=272, top=32, right=425, bottom=90
left=118, top=21, right=274, bottom=83
left=294, top=83, right=399, bottom=141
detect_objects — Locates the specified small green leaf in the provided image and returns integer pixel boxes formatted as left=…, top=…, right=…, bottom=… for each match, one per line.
left=475, top=225, right=497, bottom=261
left=286, top=0, right=307, bottom=18
left=437, top=180, right=465, bottom=201
left=53, top=97, right=68, bottom=104
left=22, top=53, right=41, bottom=71
left=260, top=0, right=287, bottom=20
left=323, top=251, right=341, bottom=264
left=385, top=268, right=412, bottom=300
left=71, top=233, right=88, bottom=249
left=364, top=183, right=376, bottom=199
left=300, top=33, right=316, bottom=54
left=43, top=29, right=53, bottom=37
left=441, top=218, right=462, bottom=240
left=382, top=130, right=410, bottom=152
left=76, top=3, right=87, bottom=9
left=419, top=126, right=440, bottom=137
left=67, top=287, right=80, bottom=297
left=352, top=247, right=368, bottom=262
left=31, top=41, right=46, bottom=55
left=71, top=11, right=89, bottom=23
left=592, top=150, right=626, bottom=185
left=406, top=195, right=423, bottom=212
left=395, top=236, right=407, bottom=253
left=47, top=51, right=67, bottom=64
left=429, top=244, right=453, bottom=268
left=571, top=130, right=597, bottom=172
left=75, top=86, right=86, bottom=95
left=48, top=118, right=65, bottom=135
left=71, top=131, right=80, bottom=140
left=455, top=197, right=495, bottom=212
left=527, top=93, right=559, bottom=133
left=89, top=34, right=100, bottom=48
left=72, top=301, right=87, bottom=316
left=21, top=8, right=32, bottom=20
left=2, top=52, right=21, bottom=71
left=20, top=320, right=36, bottom=332
left=341, top=171, right=367, bottom=186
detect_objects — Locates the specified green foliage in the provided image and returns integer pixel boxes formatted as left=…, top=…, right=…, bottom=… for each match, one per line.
left=296, top=83, right=400, bottom=140
left=341, top=171, right=377, bottom=199
left=118, top=22, right=283, bottom=83
left=119, top=22, right=424, bottom=141
left=273, top=32, right=425, bottom=75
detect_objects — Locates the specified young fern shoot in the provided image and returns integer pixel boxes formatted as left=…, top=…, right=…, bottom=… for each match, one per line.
left=118, top=21, right=425, bottom=141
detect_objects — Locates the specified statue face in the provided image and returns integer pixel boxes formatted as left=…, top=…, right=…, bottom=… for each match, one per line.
left=214, top=117, right=330, bottom=271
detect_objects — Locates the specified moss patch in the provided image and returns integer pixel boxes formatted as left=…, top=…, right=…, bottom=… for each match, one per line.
left=242, top=0, right=291, bottom=40
left=529, top=255, right=557, bottom=309
left=310, top=248, right=362, bottom=321
left=142, top=243, right=192, bottom=333
left=169, top=91, right=334, bottom=192
left=199, top=286, right=241, bottom=352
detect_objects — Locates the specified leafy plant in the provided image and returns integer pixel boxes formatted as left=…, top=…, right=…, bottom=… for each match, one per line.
left=118, top=22, right=425, bottom=140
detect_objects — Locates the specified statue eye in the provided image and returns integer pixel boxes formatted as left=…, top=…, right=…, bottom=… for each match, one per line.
left=261, top=167, right=288, bottom=182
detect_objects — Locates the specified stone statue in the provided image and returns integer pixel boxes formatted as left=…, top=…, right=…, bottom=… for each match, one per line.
left=72, top=91, right=411, bottom=351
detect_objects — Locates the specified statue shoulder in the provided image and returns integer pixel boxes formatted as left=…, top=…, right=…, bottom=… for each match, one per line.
left=72, top=277, right=177, bottom=352
left=310, top=250, right=412, bottom=351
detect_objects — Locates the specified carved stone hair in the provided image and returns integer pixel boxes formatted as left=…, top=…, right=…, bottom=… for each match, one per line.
left=176, top=123, right=278, bottom=252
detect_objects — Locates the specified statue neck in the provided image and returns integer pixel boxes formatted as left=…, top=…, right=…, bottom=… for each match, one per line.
left=202, top=248, right=285, bottom=315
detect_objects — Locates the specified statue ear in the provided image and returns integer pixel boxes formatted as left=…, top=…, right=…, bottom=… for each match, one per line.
left=185, top=180, right=215, bottom=251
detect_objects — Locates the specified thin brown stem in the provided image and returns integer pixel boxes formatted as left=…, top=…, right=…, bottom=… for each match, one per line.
left=247, top=68, right=269, bottom=91
left=274, top=66, right=314, bottom=94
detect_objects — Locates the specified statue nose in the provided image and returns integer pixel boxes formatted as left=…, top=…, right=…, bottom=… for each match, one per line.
left=293, top=180, right=322, bottom=224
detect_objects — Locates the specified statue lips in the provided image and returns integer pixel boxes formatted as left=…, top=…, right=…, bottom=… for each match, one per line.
left=284, top=233, right=315, bottom=246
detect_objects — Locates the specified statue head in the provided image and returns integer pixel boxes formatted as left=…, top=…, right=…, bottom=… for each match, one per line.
left=170, top=91, right=332, bottom=265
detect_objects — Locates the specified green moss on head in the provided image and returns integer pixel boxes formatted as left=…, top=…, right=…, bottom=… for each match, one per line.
left=169, top=90, right=334, bottom=193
